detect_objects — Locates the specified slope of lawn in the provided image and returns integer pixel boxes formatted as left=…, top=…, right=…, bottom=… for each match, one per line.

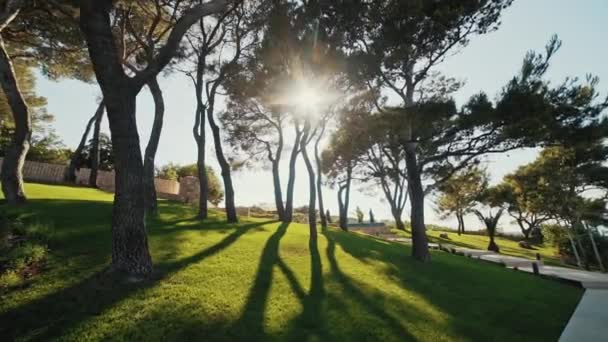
left=0, top=183, right=582, bottom=341
left=390, top=227, right=562, bottom=265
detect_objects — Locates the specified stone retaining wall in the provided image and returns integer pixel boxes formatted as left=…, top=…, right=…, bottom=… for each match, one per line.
left=0, top=157, right=181, bottom=199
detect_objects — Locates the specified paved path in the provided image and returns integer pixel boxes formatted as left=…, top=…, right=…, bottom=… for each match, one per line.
left=559, top=289, right=608, bottom=341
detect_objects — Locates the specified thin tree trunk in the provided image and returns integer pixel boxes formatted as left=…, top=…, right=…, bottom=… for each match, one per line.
left=66, top=102, right=103, bottom=183
left=89, top=102, right=104, bottom=187
left=80, top=3, right=152, bottom=276
left=192, top=50, right=208, bottom=219
left=314, top=126, right=326, bottom=228
left=207, top=106, right=237, bottom=223
left=194, top=106, right=208, bottom=219
left=300, top=121, right=317, bottom=241
left=338, top=185, right=346, bottom=230
left=0, top=36, right=30, bottom=204
left=143, top=77, right=164, bottom=216
left=284, top=122, right=302, bottom=223
left=404, top=142, right=430, bottom=262
left=460, top=213, right=466, bottom=234
left=271, top=159, right=285, bottom=221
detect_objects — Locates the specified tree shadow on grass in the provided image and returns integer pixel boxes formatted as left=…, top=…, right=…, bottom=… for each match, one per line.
left=0, top=218, right=267, bottom=340
left=325, top=228, right=581, bottom=341
left=228, top=222, right=290, bottom=340
left=319, top=229, right=418, bottom=341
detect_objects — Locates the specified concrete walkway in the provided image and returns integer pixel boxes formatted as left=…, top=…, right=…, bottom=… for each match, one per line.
left=559, top=289, right=608, bottom=341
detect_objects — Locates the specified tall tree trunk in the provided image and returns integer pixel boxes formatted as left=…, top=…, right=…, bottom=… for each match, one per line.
left=80, top=3, right=152, bottom=276
left=0, top=36, right=30, bottom=204
left=66, top=102, right=103, bottom=183
left=270, top=128, right=285, bottom=221
left=337, top=163, right=352, bottom=231
left=284, top=123, right=302, bottom=223
left=338, top=185, right=346, bottom=230
left=300, top=121, right=317, bottom=241
left=456, top=212, right=463, bottom=235
left=89, top=101, right=104, bottom=187
left=143, top=77, right=164, bottom=216
left=404, top=142, right=430, bottom=262
left=460, top=212, right=466, bottom=234
left=194, top=105, right=208, bottom=219
left=314, top=128, right=326, bottom=228
left=271, top=159, right=285, bottom=221
left=207, top=107, right=237, bottom=223
left=193, top=51, right=208, bottom=219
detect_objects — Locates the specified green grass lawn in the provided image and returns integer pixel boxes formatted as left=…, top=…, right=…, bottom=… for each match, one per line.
left=0, top=183, right=582, bottom=341
left=389, top=227, right=563, bottom=265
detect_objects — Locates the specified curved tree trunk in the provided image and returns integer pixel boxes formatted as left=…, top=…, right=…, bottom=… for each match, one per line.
left=80, top=4, right=152, bottom=276
left=89, top=102, right=104, bottom=187
left=0, top=36, right=30, bottom=204
left=391, top=207, right=405, bottom=230
left=300, top=121, right=317, bottom=241
left=66, top=102, right=104, bottom=183
left=284, top=122, right=302, bottom=223
left=143, top=77, right=165, bottom=216
left=404, top=142, right=430, bottom=262
left=314, top=126, right=326, bottom=228
left=207, top=107, right=237, bottom=223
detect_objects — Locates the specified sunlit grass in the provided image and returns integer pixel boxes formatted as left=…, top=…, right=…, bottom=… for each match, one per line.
left=0, top=183, right=582, bottom=341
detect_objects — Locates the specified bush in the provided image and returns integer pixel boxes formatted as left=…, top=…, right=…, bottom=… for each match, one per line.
left=544, top=223, right=608, bottom=269
left=0, top=270, right=21, bottom=289
left=0, top=213, right=51, bottom=289
left=8, top=242, right=48, bottom=269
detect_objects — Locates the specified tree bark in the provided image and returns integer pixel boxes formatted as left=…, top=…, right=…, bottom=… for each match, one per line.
left=271, top=159, right=285, bottom=221
left=143, top=77, right=165, bottom=216
left=207, top=106, right=237, bottom=223
left=194, top=106, right=208, bottom=219
left=284, top=122, right=302, bottom=223
left=300, top=121, right=317, bottom=241
left=337, top=163, right=352, bottom=231
left=270, top=126, right=285, bottom=221
left=404, top=142, right=430, bottom=262
left=89, top=101, right=104, bottom=187
left=314, top=126, right=326, bottom=229
left=80, top=1, right=152, bottom=276
left=66, top=102, right=104, bottom=183
left=392, top=207, right=405, bottom=230
left=0, top=36, right=30, bottom=204
left=487, top=236, right=500, bottom=253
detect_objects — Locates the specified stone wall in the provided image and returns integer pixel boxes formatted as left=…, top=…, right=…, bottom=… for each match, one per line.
left=348, top=223, right=390, bottom=235
left=0, top=157, right=181, bottom=198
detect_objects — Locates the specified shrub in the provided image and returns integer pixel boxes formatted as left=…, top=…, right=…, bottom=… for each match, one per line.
left=545, top=224, right=608, bottom=269
left=0, top=270, right=21, bottom=289
left=8, top=242, right=47, bottom=268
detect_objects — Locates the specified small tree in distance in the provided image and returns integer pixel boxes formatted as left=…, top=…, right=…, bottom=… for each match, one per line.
left=356, top=207, right=364, bottom=223
left=474, top=187, right=505, bottom=253
left=369, top=209, right=375, bottom=223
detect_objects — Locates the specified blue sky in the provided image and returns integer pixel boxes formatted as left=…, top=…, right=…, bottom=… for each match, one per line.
left=35, top=0, right=608, bottom=233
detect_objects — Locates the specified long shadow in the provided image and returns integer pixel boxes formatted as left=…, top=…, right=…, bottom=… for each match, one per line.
left=326, top=228, right=581, bottom=341
left=282, top=238, right=329, bottom=341
left=0, top=220, right=266, bottom=340
left=321, top=229, right=418, bottom=341
left=228, top=222, right=289, bottom=340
